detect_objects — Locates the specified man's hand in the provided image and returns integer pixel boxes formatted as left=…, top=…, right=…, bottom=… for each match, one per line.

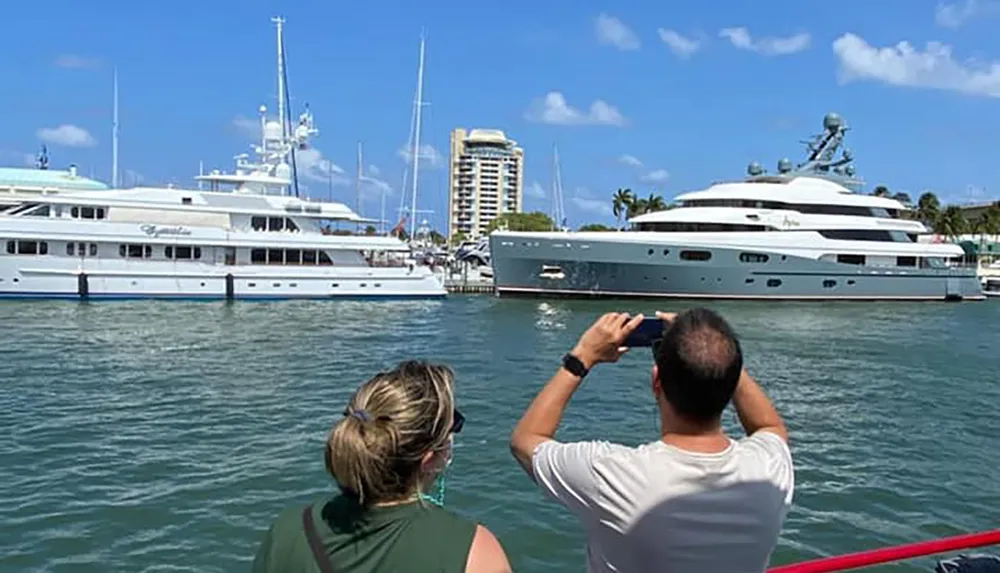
left=570, top=312, right=645, bottom=369
left=655, top=311, right=677, bottom=323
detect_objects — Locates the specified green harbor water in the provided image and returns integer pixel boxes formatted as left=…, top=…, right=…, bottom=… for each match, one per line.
left=1, top=297, right=998, bottom=572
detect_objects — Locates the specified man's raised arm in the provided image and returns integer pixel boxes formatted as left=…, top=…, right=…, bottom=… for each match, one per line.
left=732, top=370, right=788, bottom=442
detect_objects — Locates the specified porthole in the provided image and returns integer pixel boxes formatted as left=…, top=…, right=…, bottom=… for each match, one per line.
left=767, top=279, right=782, bottom=288
left=823, top=280, right=836, bottom=288
left=745, top=278, right=755, bottom=284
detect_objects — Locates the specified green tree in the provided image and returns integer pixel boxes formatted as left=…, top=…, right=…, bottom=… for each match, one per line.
left=612, top=188, right=634, bottom=230
left=428, top=230, right=447, bottom=245
left=626, top=193, right=667, bottom=218
left=364, top=225, right=377, bottom=236
left=891, top=192, right=912, bottom=206
left=450, top=231, right=469, bottom=246
left=916, top=191, right=940, bottom=227
left=933, top=205, right=968, bottom=240
left=484, top=211, right=555, bottom=234
left=977, top=202, right=1000, bottom=242
left=872, top=185, right=891, bottom=198
left=578, top=223, right=615, bottom=232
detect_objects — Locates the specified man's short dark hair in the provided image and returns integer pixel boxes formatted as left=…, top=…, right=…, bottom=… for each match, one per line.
left=653, top=308, right=743, bottom=423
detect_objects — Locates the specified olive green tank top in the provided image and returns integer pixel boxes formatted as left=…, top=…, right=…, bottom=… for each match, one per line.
left=251, top=494, right=478, bottom=573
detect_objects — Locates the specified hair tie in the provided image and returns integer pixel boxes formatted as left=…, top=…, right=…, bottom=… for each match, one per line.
left=349, top=409, right=373, bottom=423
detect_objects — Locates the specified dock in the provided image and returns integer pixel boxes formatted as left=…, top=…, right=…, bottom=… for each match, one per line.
left=443, top=263, right=495, bottom=295
left=446, top=280, right=495, bottom=294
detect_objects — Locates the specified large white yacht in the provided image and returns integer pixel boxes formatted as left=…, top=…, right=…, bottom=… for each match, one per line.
left=489, top=114, right=984, bottom=301
left=0, top=20, right=445, bottom=302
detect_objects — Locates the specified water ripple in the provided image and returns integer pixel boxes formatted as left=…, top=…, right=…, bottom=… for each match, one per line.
left=0, top=299, right=998, bottom=572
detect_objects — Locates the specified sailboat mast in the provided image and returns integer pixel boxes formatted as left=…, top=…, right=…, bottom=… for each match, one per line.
left=356, top=141, right=363, bottom=218
left=409, top=33, right=426, bottom=241
left=112, top=68, right=119, bottom=188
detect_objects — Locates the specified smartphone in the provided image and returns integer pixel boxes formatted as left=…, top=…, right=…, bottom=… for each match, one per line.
left=624, top=317, right=666, bottom=347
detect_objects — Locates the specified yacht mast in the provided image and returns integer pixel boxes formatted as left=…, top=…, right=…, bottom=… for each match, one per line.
left=551, top=144, right=565, bottom=231
left=408, top=32, right=427, bottom=241
left=273, top=17, right=286, bottom=143
left=111, top=68, right=119, bottom=188
left=356, top=141, right=363, bottom=218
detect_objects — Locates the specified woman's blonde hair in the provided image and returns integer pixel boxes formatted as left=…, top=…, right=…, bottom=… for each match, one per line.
left=326, top=360, right=456, bottom=506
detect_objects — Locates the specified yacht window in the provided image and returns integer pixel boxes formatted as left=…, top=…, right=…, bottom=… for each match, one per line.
left=680, top=250, right=712, bottom=261
left=175, top=246, right=193, bottom=259
left=165, top=246, right=173, bottom=258
left=40, top=242, right=48, bottom=255
left=66, top=243, right=75, bottom=256
left=224, top=247, right=236, bottom=265
left=119, top=245, right=126, bottom=257
left=836, top=254, right=865, bottom=265
left=820, top=230, right=895, bottom=242
left=5, top=241, right=12, bottom=254
left=302, top=250, right=317, bottom=265
left=77, top=242, right=86, bottom=256
left=181, top=197, right=192, bottom=205
left=251, top=216, right=267, bottom=231
left=286, top=218, right=299, bottom=232
left=16, top=241, right=39, bottom=255
left=739, top=252, right=769, bottom=263
left=318, top=251, right=333, bottom=265
left=267, top=249, right=283, bottom=264
left=194, top=247, right=202, bottom=260
left=268, top=217, right=285, bottom=232
left=96, top=208, right=106, bottom=219
left=81, top=207, right=95, bottom=219
left=285, top=249, right=301, bottom=264
left=870, top=208, right=892, bottom=219
left=89, top=243, right=97, bottom=256
left=767, top=279, right=782, bottom=288
left=144, top=245, right=152, bottom=258
left=71, top=207, right=80, bottom=218
left=897, top=256, right=917, bottom=267
left=250, top=249, right=266, bottom=264
left=823, top=280, right=837, bottom=288
left=636, top=222, right=768, bottom=232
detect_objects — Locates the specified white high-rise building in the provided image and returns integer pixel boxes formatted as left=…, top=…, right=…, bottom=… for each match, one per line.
left=447, top=128, right=523, bottom=240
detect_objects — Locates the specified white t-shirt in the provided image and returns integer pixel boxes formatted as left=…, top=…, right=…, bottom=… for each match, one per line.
left=532, top=431, right=794, bottom=573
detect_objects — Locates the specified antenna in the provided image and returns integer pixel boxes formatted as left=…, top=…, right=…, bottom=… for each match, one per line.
left=408, top=31, right=427, bottom=241
left=198, top=160, right=204, bottom=190
left=273, top=16, right=286, bottom=142
left=112, top=67, right=119, bottom=187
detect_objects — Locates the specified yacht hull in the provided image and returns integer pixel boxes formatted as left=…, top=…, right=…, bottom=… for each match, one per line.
left=0, top=258, right=446, bottom=301
left=489, top=236, right=985, bottom=301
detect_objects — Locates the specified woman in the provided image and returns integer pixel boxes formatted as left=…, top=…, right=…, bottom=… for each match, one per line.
left=252, top=360, right=512, bottom=573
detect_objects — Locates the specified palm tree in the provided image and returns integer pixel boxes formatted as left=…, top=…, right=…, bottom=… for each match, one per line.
left=872, top=185, right=891, bottom=198
left=916, top=192, right=940, bottom=227
left=627, top=197, right=648, bottom=219
left=891, top=192, right=912, bottom=206
left=978, top=202, right=1000, bottom=243
left=933, top=205, right=968, bottom=241
left=612, top=188, right=634, bottom=230
left=644, top=193, right=667, bottom=213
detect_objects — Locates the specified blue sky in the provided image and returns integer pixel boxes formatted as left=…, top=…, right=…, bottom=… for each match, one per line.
left=3, top=0, right=1000, bottom=232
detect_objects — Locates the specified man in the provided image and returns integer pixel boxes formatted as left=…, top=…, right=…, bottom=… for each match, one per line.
left=510, top=309, right=793, bottom=573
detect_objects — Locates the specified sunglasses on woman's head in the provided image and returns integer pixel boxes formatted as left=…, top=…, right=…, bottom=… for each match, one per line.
left=452, top=409, right=465, bottom=434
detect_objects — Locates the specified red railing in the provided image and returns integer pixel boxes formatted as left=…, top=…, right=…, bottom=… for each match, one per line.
left=768, top=529, right=1000, bottom=572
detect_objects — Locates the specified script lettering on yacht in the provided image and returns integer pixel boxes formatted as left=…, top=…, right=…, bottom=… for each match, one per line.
left=781, top=216, right=800, bottom=228
left=140, top=224, right=192, bottom=237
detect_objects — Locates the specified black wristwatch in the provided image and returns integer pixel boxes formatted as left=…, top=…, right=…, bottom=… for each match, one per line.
left=561, top=353, right=590, bottom=378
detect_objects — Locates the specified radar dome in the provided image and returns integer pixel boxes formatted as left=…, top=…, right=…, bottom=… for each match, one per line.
left=842, top=147, right=853, bottom=160
left=263, top=120, right=282, bottom=141
left=777, top=158, right=792, bottom=173
left=844, top=165, right=856, bottom=176
left=823, top=112, right=843, bottom=132
left=274, top=162, right=292, bottom=181
left=747, top=161, right=764, bottom=176
left=294, top=124, right=310, bottom=142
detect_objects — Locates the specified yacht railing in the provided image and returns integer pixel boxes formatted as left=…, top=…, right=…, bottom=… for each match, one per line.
left=768, top=529, right=1000, bottom=572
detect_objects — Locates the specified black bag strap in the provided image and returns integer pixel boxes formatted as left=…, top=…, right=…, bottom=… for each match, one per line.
left=302, top=505, right=336, bottom=573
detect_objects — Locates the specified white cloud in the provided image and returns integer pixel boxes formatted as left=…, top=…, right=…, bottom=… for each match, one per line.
left=397, top=143, right=443, bottom=168
left=619, top=154, right=643, bottom=167
left=232, top=116, right=259, bottom=138
left=526, top=180, right=546, bottom=199
left=832, top=33, right=1000, bottom=97
left=719, top=27, right=811, bottom=56
left=36, top=124, right=96, bottom=148
left=641, top=169, right=670, bottom=184
left=595, top=13, right=640, bottom=51
left=935, top=0, right=1000, bottom=27
left=571, top=188, right=612, bottom=216
left=54, top=54, right=102, bottom=69
left=524, top=92, right=628, bottom=127
left=368, top=164, right=381, bottom=177
left=658, top=29, right=702, bottom=58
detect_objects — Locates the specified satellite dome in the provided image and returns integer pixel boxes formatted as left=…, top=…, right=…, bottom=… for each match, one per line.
left=263, top=120, right=282, bottom=141
left=747, top=161, right=764, bottom=176
left=293, top=123, right=310, bottom=142
left=823, top=112, right=843, bottom=132
left=777, top=158, right=792, bottom=173
left=842, top=147, right=853, bottom=160
left=844, top=165, right=856, bottom=176
left=274, top=162, right=292, bottom=181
